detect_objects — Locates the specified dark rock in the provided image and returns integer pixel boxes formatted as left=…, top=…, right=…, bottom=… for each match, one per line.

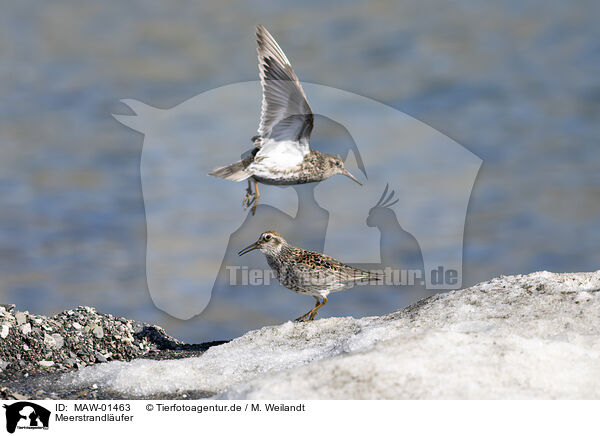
left=0, top=304, right=15, bottom=313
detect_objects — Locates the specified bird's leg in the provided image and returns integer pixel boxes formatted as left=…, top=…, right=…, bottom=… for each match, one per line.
left=308, top=296, right=328, bottom=321
left=294, top=309, right=312, bottom=322
left=294, top=297, right=320, bottom=322
left=251, top=179, right=260, bottom=215
left=242, top=179, right=254, bottom=210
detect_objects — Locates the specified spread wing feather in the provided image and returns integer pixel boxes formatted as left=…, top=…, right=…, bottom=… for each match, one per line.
left=255, top=25, right=313, bottom=157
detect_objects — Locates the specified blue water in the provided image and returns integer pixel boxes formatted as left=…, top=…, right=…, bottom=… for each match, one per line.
left=1, top=0, right=599, bottom=342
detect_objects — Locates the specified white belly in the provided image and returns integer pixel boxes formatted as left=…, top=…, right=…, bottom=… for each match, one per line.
left=248, top=140, right=305, bottom=180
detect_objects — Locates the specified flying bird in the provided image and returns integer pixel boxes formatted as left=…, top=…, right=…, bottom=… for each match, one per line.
left=210, top=25, right=362, bottom=215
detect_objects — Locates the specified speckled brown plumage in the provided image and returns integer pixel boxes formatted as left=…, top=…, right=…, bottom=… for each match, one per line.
left=238, top=231, right=381, bottom=321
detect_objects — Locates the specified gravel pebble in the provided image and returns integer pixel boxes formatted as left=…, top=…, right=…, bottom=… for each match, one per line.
left=52, top=334, right=64, bottom=349
left=15, top=312, right=27, bottom=325
left=92, top=326, right=104, bottom=339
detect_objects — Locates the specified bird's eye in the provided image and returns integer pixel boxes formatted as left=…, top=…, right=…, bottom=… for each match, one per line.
left=335, top=161, right=341, bottom=167
left=264, top=234, right=272, bottom=241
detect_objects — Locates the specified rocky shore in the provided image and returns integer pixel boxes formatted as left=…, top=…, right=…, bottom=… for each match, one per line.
left=0, top=305, right=225, bottom=399
left=2, top=270, right=599, bottom=399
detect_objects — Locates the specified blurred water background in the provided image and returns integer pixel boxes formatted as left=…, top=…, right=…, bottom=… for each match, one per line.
left=1, top=0, right=599, bottom=342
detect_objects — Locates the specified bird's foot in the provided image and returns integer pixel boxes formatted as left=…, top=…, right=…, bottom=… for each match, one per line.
left=242, top=187, right=256, bottom=211
left=294, top=312, right=312, bottom=322
left=242, top=180, right=260, bottom=216
left=294, top=309, right=318, bottom=322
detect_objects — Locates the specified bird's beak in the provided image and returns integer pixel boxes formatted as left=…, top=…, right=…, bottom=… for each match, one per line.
left=342, top=169, right=362, bottom=186
left=238, top=241, right=261, bottom=256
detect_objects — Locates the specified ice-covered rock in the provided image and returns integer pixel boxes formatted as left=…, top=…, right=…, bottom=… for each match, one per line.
left=63, top=271, right=600, bottom=399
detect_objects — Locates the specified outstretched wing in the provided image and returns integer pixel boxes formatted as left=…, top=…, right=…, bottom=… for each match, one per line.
left=255, top=25, right=313, bottom=157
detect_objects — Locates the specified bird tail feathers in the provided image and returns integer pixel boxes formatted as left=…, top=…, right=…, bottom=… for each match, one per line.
left=351, top=270, right=385, bottom=285
left=209, top=160, right=251, bottom=182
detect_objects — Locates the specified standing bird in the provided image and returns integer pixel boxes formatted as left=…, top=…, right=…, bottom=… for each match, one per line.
left=209, top=25, right=362, bottom=215
left=238, top=231, right=380, bottom=321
